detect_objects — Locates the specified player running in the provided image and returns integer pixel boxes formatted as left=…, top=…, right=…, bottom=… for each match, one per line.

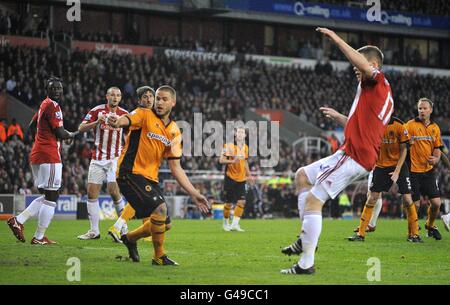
left=281, top=28, right=393, bottom=275
left=405, top=98, right=444, bottom=240
left=77, top=87, right=129, bottom=240
left=7, top=77, right=78, bottom=245
left=219, top=127, right=252, bottom=232
left=107, top=85, right=210, bottom=265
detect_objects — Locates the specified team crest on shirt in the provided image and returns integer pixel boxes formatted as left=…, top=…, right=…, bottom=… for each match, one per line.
left=145, top=185, right=152, bottom=192
left=84, top=114, right=92, bottom=121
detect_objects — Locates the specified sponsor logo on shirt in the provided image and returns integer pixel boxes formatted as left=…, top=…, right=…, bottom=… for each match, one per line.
left=146, top=132, right=171, bottom=146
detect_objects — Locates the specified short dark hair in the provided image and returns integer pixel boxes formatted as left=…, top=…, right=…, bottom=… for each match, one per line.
left=46, top=77, right=62, bottom=89
left=357, top=45, right=384, bottom=67
left=418, top=97, right=434, bottom=108
left=157, top=85, right=176, bottom=100
left=136, top=86, right=155, bottom=100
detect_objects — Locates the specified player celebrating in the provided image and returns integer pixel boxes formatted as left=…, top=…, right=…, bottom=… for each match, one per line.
left=107, top=85, right=210, bottom=265
left=107, top=86, right=172, bottom=242
left=7, top=77, right=78, bottom=245
left=76, top=87, right=129, bottom=240
left=281, top=28, right=393, bottom=275
left=405, top=98, right=444, bottom=240
left=219, top=127, right=251, bottom=232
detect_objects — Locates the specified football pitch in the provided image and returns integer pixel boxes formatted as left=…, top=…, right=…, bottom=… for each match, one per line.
left=0, top=218, right=449, bottom=285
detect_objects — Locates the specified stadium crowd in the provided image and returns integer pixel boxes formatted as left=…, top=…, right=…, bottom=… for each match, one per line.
left=0, top=44, right=449, bottom=218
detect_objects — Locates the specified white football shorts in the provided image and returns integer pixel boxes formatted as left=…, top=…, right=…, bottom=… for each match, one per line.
left=87, top=159, right=118, bottom=184
left=31, top=163, right=63, bottom=191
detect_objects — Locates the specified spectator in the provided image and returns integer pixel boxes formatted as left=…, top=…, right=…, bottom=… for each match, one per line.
left=0, top=119, right=7, bottom=142
left=7, top=118, right=24, bottom=141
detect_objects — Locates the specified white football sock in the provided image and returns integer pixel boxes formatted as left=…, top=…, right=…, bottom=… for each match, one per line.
left=113, top=217, right=126, bottom=231
left=299, top=212, right=322, bottom=269
left=114, top=197, right=125, bottom=216
left=34, top=200, right=56, bottom=240
left=369, top=197, right=382, bottom=228
left=87, top=199, right=100, bottom=234
left=297, top=189, right=309, bottom=222
left=231, top=216, right=240, bottom=227
left=17, top=196, right=44, bottom=224
left=223, top=218, right=229, bottom=226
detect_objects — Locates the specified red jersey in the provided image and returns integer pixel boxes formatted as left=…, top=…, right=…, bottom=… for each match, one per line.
left=82, top=104, right=128, bottom=161
left=30, top=97, right=64, bottom=164
left=341, top=68, right=394, bottom=171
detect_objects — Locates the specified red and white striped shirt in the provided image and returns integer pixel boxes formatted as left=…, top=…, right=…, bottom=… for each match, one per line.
left=82, top=104, right=128, bottom=161
left=341, top=68, right=394, bottom=171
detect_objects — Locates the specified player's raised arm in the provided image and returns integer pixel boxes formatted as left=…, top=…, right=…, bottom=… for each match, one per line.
left=168, top=159, right=210, bottom=214
left=78, top=112, right=106, bottom=133
left=319, top=107, right=348, bottom=127
left=316, top=27, right=373, bottom=79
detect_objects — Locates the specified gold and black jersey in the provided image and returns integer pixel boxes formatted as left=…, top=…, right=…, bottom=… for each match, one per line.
left=117, top=108, right=182, bottom=182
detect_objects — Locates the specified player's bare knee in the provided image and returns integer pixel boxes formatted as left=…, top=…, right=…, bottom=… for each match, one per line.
left=87, top=184, right=100, bottom=200
left=295, top=168, right=312, bottom=190
left=304, top=192, right=323, bottom=212
left=402, top=194, right=414, bottom=207
left=430, top=198, right=441, bottom=208
left=153, top=203, right=168, bottom=216
left=107, top=183, right=121, bottom=201
left=367, top=192, right=380, bottom=207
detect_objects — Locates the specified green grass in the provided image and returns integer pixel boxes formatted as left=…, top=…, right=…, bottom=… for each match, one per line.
left=0, top=218, right=449, bottom=284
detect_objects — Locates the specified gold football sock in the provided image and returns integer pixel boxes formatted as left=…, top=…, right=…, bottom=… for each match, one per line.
left=234, top=202, right=245, bottom=218
left=121, top=203, right=135, bottom=222
left=127, top=220, right=151, bottom=242
left=406, top=204, right=419, bottom=236
left=223, top=203, right=232, bottom=220
left=358, top=205, right=374, bottom=237
left=151, top=214, right=166, bottom=259
left=426, top=205, right=438, bottom=228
